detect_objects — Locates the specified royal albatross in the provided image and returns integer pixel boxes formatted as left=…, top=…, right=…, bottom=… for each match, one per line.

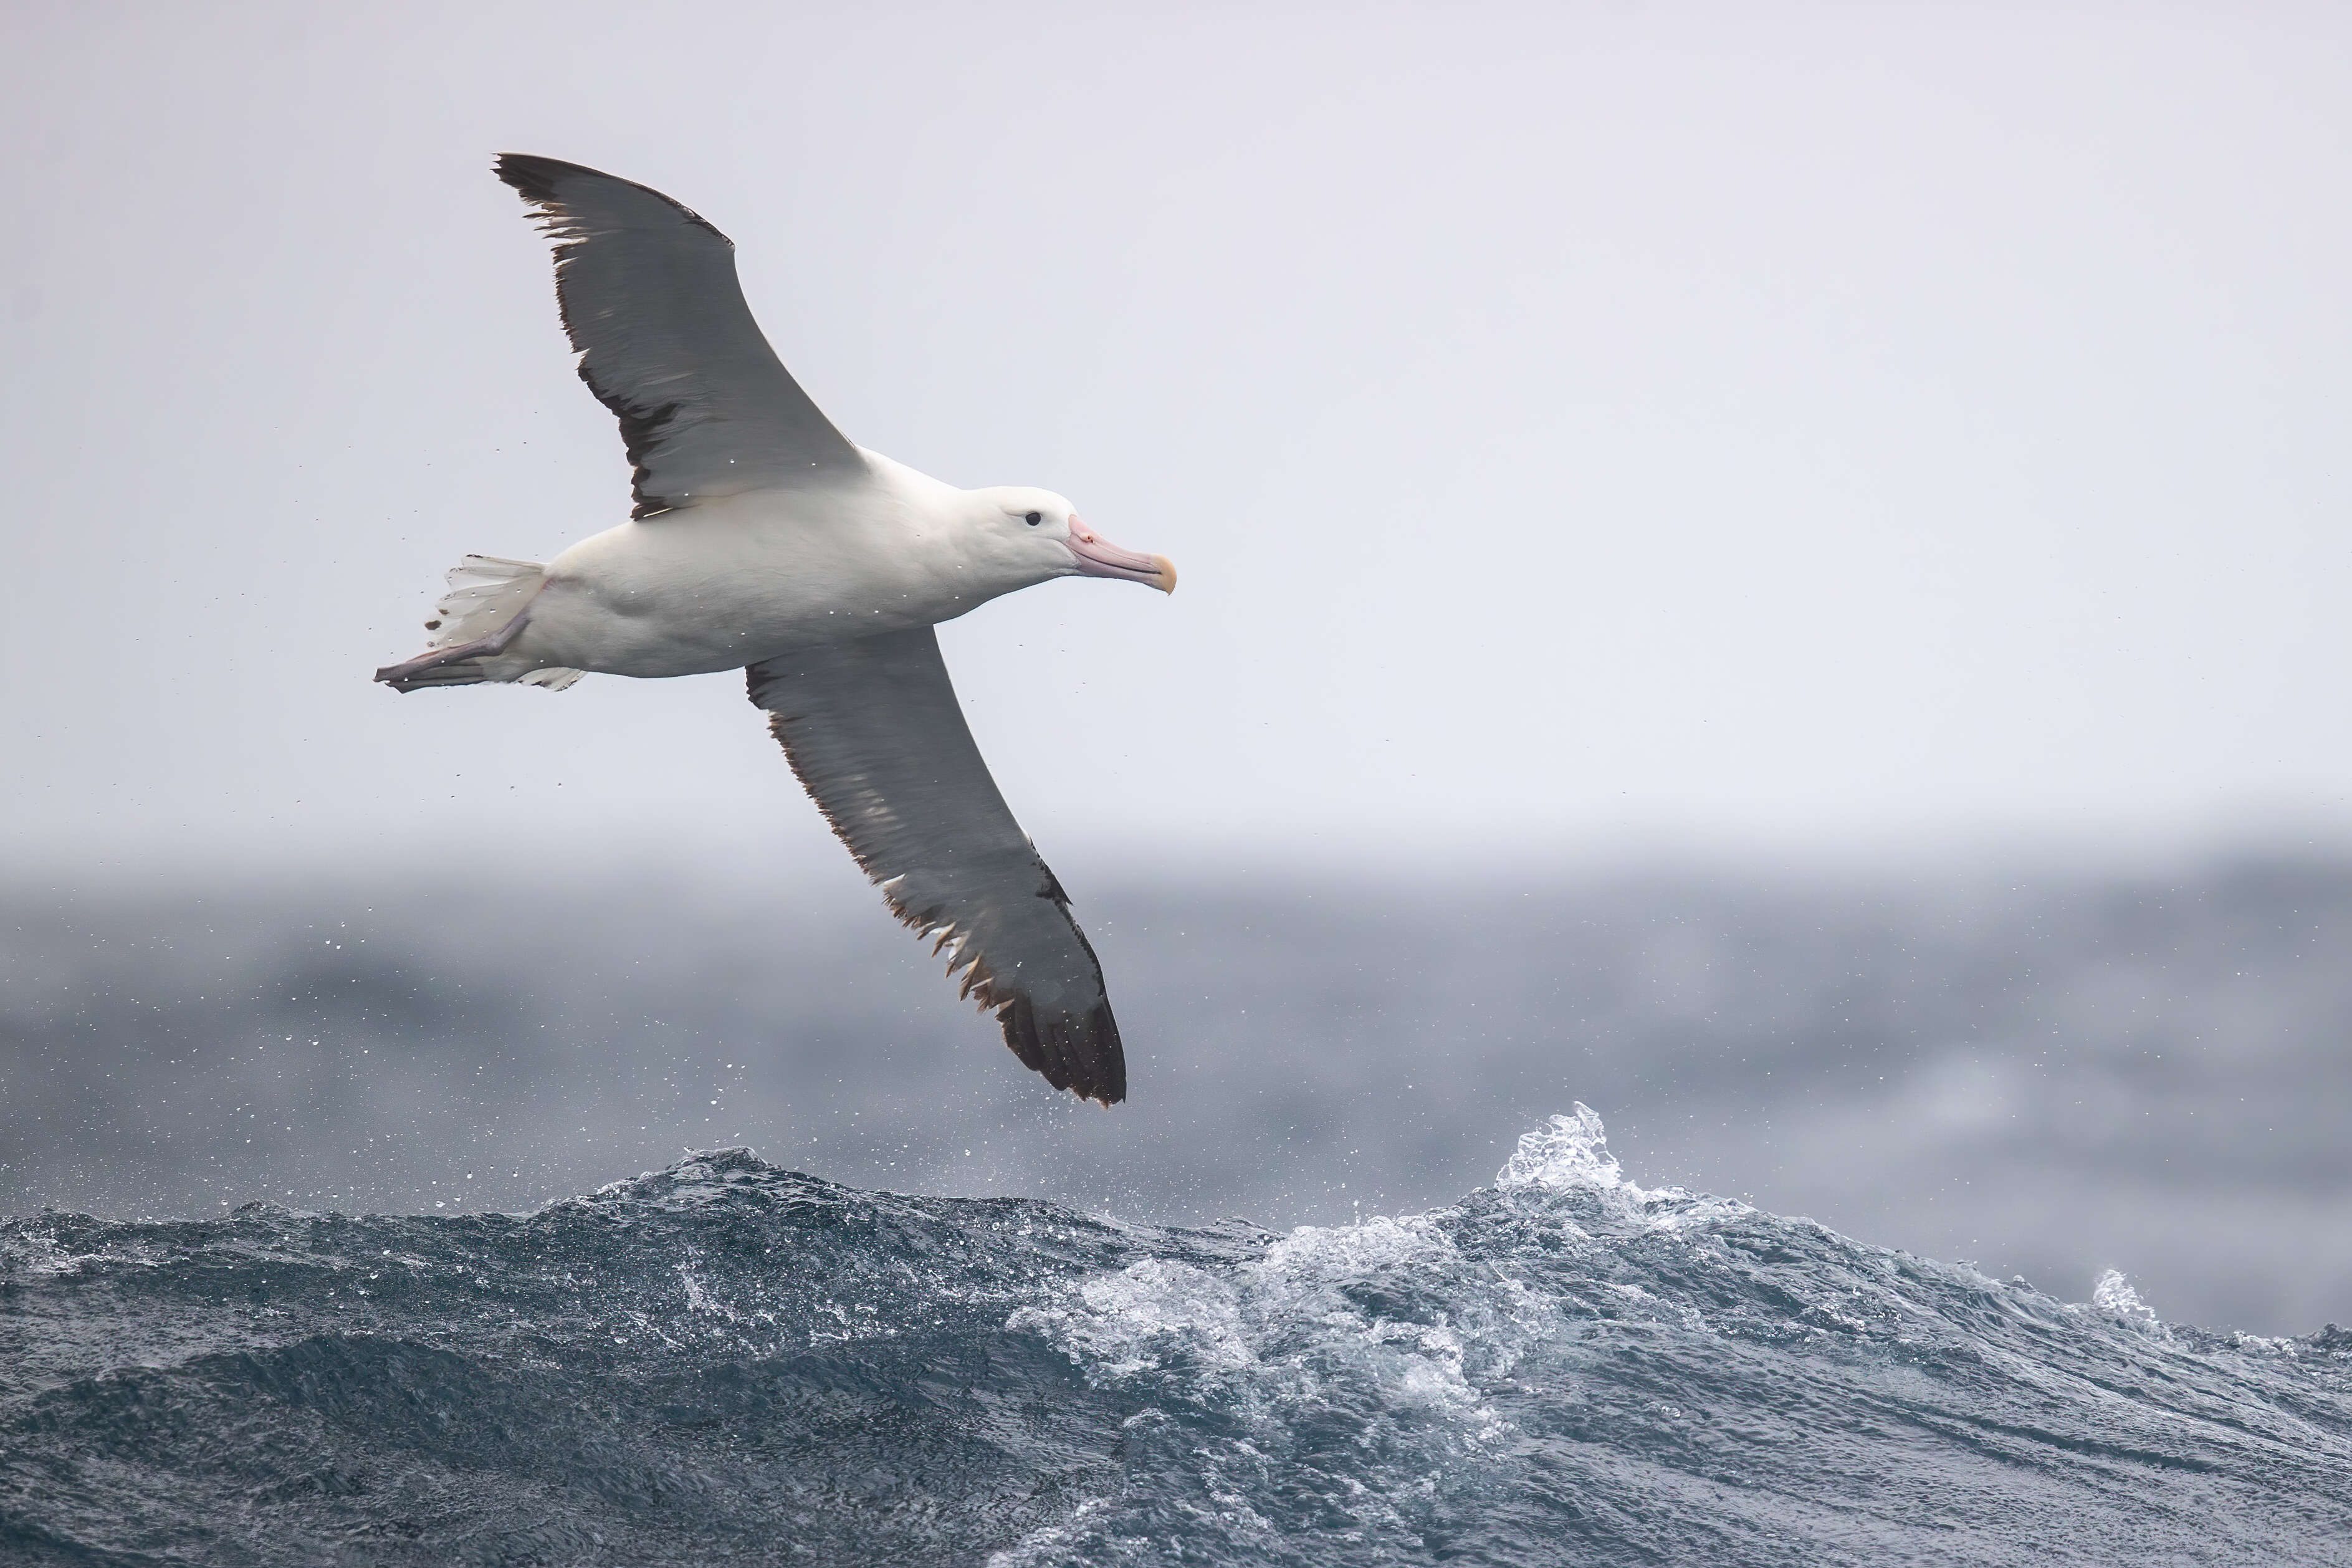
left=375, top=155, right=1175, bottom=1106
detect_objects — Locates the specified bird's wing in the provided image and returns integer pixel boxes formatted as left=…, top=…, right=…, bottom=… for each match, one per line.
left=746, top=629, right=1127, bottom=1104
left=494, top=154, right=865, bottom=520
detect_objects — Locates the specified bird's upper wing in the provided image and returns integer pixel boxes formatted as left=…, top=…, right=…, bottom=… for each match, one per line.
left=747, top=629, right=1127, bottom=1104
left=494, top=154, right=865, bottom=519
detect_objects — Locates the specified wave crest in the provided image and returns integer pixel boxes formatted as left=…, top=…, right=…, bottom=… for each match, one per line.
left=4, top=1117, right=2348, bottom=1566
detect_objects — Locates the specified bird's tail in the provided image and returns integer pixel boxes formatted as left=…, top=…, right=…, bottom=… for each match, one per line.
left=374, top=555, right=583, bottom=692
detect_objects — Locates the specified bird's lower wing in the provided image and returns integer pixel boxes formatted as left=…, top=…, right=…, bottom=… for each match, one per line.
left=746, top=629, right=1126, bottom=1104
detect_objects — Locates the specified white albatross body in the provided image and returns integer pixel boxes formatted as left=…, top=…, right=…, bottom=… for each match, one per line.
left=375, top=155, right=1174, bottom=1105
left=477, top=452, right=1157, bottom=682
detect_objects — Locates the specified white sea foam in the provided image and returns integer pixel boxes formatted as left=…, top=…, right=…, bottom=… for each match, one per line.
left=1013, top=1210, right=1507, bottom=1439
left=2087, top=1268, right=2168, bottom=1334
left=1053, top=1258, right=1250, bottom=1378
left=0, top=1230, right=162, bottom=1278
left=1493, top=1104, right=1747, bottom=1235
left=674, top=1261, right=745, bottom=1322
left=1019, top=1109, right=1741, bottom=1430
left=1494, top=1103, right=1630, bottom=1193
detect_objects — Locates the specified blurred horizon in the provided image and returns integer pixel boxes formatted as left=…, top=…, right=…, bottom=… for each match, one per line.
left=14, top=787, right=2352, bottom=897
left=9, top=844, right=2350, bottom=1337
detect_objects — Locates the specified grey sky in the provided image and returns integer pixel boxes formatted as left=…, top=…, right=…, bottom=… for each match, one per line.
left=4, top=1, right=2348, bottom=879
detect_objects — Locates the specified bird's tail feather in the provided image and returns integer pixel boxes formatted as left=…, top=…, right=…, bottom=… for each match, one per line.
left=374, top=555, right=584, bottom=692
left=426, top=555, right=546, bottom=649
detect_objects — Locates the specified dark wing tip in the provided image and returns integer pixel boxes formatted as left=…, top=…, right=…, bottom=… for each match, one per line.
left=998, top=995, right=1127, bottom=1106
left=492, top=151, right=577, bottom=205
left=490, top=152, right=731, bottom=242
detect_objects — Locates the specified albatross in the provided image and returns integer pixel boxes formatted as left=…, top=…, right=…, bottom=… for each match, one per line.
left=374, top=155, right=1175, bottom=1106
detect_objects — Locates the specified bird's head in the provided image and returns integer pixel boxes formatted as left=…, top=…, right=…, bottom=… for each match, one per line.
left=967, top=487, right=1177, bottom=595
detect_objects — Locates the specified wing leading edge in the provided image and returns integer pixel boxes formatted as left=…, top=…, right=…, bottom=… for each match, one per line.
left=747, top=629, right=1127, bottom=1104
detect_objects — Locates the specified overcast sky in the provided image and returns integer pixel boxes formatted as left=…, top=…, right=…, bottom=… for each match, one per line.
left=4, top=1, right=2348, bottom=882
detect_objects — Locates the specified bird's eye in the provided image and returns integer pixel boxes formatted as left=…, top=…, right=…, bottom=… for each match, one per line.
left=1024, top=510, right=1042, bottom=525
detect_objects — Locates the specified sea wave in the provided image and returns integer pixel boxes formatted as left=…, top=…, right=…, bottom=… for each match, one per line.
left=3, top=1111, right=2348, bottom=1566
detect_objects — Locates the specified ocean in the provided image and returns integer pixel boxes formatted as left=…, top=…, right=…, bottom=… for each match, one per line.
left=4, top=1111, right=2346, bottom=1565
left=7, top=856, right=2349, bottom=1332
left=5, top=855, right=2350, bottom=1561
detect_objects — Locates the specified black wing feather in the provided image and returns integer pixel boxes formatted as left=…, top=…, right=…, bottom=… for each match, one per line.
left=746, top=629, right=1127, bottom=1104
left=494, top=154, right=864, bottom=519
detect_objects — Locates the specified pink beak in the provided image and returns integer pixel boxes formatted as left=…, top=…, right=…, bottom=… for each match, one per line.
left=1066, top=517, right=1177, bottom=593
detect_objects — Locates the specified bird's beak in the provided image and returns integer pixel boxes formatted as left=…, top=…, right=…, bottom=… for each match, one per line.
left=1066, top=518, right=1177, bottom=594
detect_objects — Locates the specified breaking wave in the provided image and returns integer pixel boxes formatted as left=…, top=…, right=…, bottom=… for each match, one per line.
left=4, top=1109, right=2348, bottom=1565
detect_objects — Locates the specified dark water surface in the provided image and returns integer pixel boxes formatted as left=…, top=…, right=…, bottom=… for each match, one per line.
left=8, top=857, right=2352, bottom=1335
left=5, top=1114, right=2348, bottom=1566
